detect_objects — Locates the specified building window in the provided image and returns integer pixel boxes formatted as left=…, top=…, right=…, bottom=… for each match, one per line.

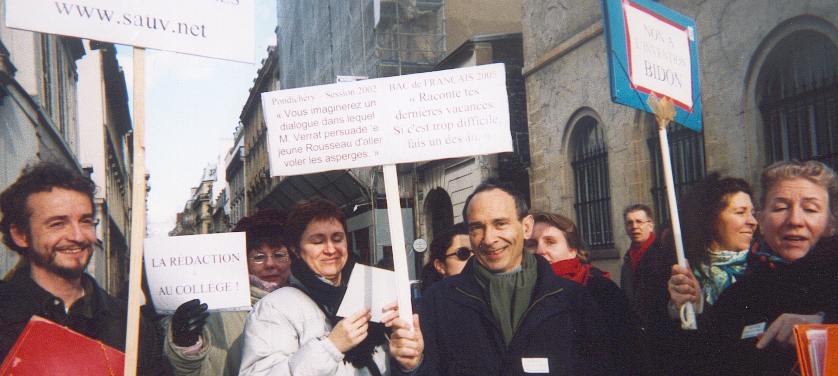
left=759, top=30, right=838, bottom=169
left=647, top=121, right=706, bottom=226
left=571, top=116, right=613, bottom=250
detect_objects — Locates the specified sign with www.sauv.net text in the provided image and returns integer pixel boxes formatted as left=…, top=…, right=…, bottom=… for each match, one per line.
left=261, top=63, right=512, bottom=176
left=5, top=0, right=254, bottom=63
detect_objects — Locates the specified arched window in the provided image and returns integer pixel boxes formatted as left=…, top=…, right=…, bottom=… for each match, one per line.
left=647, top=119, right=706, bottom=226
left=759, top=30, right=838, bottom=168
left=571, top=116, right=613, bottom=249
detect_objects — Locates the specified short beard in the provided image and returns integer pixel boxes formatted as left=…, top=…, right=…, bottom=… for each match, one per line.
left=28, top=245, right=91, bottom=280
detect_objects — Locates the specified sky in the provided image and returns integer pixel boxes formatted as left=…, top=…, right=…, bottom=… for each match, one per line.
left=115, top=0, right=277, bottom=237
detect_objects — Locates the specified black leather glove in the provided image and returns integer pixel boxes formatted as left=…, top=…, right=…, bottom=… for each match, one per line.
left=171, top=299, right=209, bottom=347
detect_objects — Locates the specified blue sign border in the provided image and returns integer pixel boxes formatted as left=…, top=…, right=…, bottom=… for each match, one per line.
left=601, top=0, right=702, bottom=131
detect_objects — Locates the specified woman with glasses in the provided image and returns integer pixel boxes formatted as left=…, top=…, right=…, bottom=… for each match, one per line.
left=526, top=211, right=642, bottom=375
left=240, top=198, right=409, bottom=375
left=164, top=209, right=291, bottom=376
left=420, top=223, right=470, bottom=291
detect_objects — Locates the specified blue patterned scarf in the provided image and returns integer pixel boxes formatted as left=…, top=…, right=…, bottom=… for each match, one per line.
left=693, top=249, right=749, bottom=305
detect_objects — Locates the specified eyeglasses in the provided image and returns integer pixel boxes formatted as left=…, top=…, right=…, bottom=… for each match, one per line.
left=444, top=247, right=472, bottom=261
left=248, top=251, right=290, bottom=264
left=624, top=219, right=651, bottom=227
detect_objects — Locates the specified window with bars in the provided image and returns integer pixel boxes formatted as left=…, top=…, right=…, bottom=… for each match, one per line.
left=571, top=116, right=614, bottom=250
left=647, top=121, right=706, bottom=226
left=759, top=31, right=838, bottom=170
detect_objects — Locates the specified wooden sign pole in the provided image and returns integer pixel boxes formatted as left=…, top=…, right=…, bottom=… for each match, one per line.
left=382, top=164, right=414, bottom=328
left=123, top=46, right=147, bottom=375
left=648, top=94, right=697, bottom=330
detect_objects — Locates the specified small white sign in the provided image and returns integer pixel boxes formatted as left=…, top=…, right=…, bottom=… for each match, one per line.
left=521, top=358, right=550, bottom=373
left=6, top=0, right=254, bottom=63
left=336, top=264, right=397, bottom=323
left=413, top=238, right=428, bottom=253
left=623, top=1, right=693, bottom=110
left=144, top=232, right=251, bottom=314
left=740, top=321, right=767, bottom=340
left=261, top=63, right=512, bottom=176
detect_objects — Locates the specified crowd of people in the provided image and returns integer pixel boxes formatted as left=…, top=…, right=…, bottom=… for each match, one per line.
left=0, top=159, right=836, bottom=375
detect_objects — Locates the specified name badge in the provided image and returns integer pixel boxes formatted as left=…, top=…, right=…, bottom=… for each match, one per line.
left=521, top=358, right=549, bottom=374
left=740, top=321, right=766, bottom=340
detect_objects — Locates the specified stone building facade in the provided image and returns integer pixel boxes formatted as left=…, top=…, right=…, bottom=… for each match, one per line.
left=170, top=165, right=216, bottom=236
left=522, top=0, right=838, bottom=277
left=77, top=41, right=134, bottom=295
left=0, top=13, right=88, bottom=276
left=413, top=33, right=530, bottom=243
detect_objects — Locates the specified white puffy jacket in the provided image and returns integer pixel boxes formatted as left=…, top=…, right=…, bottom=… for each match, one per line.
left=238, top=286, right=390, bottom=376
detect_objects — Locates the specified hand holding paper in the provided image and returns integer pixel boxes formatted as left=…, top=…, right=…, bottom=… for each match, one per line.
left=336, top=264, right=397, bottom=323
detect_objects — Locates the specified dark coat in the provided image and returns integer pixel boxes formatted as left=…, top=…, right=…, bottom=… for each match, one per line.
left=586, top=268, right=644, bottom=376
left=397, top=256, right=616, bottom=376
left=695, top=236, right=838, bottom=376
left=0, top=267, right=126, bottom=360
left=632, top=238, right=692, bottom=376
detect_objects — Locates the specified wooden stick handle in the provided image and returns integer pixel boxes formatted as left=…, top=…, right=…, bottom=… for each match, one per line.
left=123, top=46, right=147, bottom=375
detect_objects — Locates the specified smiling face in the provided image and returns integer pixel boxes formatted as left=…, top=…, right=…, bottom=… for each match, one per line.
left=709, top=191, right=758, bottom=251
left=10, top=188, right=96, bottom=280
left=760, top=178, right=833, bottom=261
left=296, top=218, right=348, bottom=285
left=466, top=189, right=533, bottom=273
left=527, top=222, right=578, bottom=263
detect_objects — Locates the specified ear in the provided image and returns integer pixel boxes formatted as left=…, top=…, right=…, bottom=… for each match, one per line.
left=522, top=214, right=535, bottom=239
left=433, top=259, right=446, bottom=276
left=569, top=247, right=579, bottom=258
left=9, top=224, right=30, bottom=249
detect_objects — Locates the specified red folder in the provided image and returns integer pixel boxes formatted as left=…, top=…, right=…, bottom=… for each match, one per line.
left=0, top=315, right=124, bottom=376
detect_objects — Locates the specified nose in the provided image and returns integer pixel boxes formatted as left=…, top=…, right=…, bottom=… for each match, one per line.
left=322, top=240, right=338, bottom=255
left=746, top=212, right=758, bottom=227
left=787, top=206, right=805, bottom=226
left=263, top=255, right=278, bottom=268
left=67, top=221, right=86, bottom=241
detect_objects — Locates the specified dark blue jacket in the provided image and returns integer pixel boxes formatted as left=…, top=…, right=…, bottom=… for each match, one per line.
left=399, top=256, right=616, bottom=376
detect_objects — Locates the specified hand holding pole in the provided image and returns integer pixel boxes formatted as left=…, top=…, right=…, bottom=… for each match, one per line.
left=647, top=94, right=697, bottom=330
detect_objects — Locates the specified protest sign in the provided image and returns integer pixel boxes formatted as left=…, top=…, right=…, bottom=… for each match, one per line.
left=261, top=63, right=512, bottom=176
left=602, top=0, right=702, bottom=131
left=261, top=63, right=512, bottom=328
left=144, top=232, right=250, bottom=314
left=603, top=0, right=701, bottom=329
left=5, top=0, right=254, bottom=63
left=337, top=264, right=397, bottom=323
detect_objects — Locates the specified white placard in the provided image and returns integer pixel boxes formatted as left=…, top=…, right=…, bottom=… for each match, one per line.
left=336, top=264, right=397, bottom=323
left=144, top=232, right=251, bottom=314
left=261, top=63, right=512, bottom=176
left=6, top=0, right=254, bottom=63
left=624, top=1, right=693, bottom=110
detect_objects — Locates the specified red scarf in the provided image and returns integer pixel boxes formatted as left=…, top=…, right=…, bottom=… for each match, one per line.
left=550, top=258, right=610, bottom=286
left=628, top=232, right=656, bottom=271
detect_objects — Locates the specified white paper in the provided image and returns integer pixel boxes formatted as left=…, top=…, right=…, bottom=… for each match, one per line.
left=6, top=0, right=254, bottom=63
left=261, top=63, right=512, bottom=177
left=144, top=232, right=251, bottom=314
left=807, top=329, right=827, bottom=376
left=521, top=358, right=550, bottom=373
left=623, top=1, right=693, bottom=110
left=336, top=264, right=397, bottom=323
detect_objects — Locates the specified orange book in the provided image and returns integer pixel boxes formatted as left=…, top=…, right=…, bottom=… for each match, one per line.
left=794, top=324, right=838, bottom=376
left=0, top=315, right=124, bottom=376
